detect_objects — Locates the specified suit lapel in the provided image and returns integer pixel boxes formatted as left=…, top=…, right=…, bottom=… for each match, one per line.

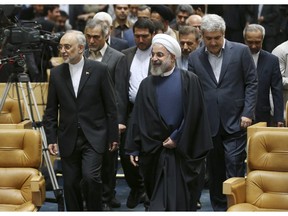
left=218, top=41, right=232, bottom=85
left=77, top=59, right=91, bottom=97
left=256, top=50, right=264, bottom=75
left=62, top=64, right=76, bottom=98
left=199, top=50, right=218, bottom=84
left=102, top=47, right=111, bottom=64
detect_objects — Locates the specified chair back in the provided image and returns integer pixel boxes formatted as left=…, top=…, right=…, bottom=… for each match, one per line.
left=0, top=129, right=42, bottom=210
left=246, top=131, right=288, bottom=210
left=0, top=129, right=42, bottom=168
left=0, top=98, right=24, bottom=124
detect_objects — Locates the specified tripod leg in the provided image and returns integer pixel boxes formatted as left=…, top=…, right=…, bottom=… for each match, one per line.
left=0, top=82, right=12, bottom=112
left=18, top=81, right=65, bottom=211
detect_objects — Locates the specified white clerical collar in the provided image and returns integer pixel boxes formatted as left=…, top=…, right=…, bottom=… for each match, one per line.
left=161, top=66, right=175, bottom=77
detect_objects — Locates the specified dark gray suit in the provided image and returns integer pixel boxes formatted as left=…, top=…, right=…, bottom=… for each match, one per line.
left=84, top=46, right=129, bottom=206
left=188, top=39, right=258, bottom=211
left=84, top=46, right=129, bottom=124
left=44, top=58, right=118, bottom=210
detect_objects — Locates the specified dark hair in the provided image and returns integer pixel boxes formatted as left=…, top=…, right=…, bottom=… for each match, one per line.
left=59, top=10, right=69, bottom=18
left=133, top=18, right=155, bottom=34
left=152, top=20, right=164, bottom=33
left=176, top=4, right=193, bottom=15
left=138, top=5, right=151, bottom=13
left=43, top=5, right=59, bottom=16
left=179, top=25, right=201, bottom=41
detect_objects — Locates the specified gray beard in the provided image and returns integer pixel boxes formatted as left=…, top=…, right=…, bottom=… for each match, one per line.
left=150, top=65, right=163, bottom=76
left=150, top=58, right=171, bottom=76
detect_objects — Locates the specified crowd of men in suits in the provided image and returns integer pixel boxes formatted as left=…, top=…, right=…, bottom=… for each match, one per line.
left=5, top=4, right=288, bottom=211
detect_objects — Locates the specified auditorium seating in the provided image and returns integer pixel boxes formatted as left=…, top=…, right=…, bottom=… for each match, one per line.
left=0, top=98, right=32, bottom=129
left=223, top=123, right=288, bottom=211
left=0, top=129, right=46, bottom=211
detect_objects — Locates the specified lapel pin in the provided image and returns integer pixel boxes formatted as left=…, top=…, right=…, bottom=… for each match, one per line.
left=86, top=71, right=90, bottom=75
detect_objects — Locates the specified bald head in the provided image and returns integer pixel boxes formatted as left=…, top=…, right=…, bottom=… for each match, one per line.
left=186, top=14, right=202, bottom=29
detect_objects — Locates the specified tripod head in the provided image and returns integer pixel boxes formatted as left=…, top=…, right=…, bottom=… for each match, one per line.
left=0, top=53, right=30, bottom=81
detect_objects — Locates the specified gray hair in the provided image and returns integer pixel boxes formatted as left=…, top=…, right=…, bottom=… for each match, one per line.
left=201, top=14, right=226, bottom=34
left=93, top=12, right=113, bottom=27
left=138, top=5, right=151, bottom=13
left=243, top=24, right=265, bottom=39
left=85, top=19, right=110, bottom=38
left=65, top=30, right=86, bottom=46
left=176, top=4, right=194, bottom=15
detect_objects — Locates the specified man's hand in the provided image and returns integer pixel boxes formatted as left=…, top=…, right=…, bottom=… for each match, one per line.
left=241, top=116, right=252, bottom=128
left=109, top=142, right=119, bottom=152
left=48, top=143, right=58, bottom=156
left=277, top=122, right=284, bottom=127
left=118, top=124, right=126, bottom=134
left=130, top=155, right=139, bottom=167
left=163, top=137, right=176, bottom=149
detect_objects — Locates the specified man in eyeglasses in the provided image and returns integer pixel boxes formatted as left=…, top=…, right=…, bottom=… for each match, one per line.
left=44, top=30, right=119, bottom=211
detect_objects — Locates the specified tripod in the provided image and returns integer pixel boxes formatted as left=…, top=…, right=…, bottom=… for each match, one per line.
left=0, top=71, right=64, bottom=211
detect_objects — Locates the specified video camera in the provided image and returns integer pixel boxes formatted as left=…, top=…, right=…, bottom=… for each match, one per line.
left=0, top=7, right=63, bottom=55
left=0, top=6, right=64, bottom=81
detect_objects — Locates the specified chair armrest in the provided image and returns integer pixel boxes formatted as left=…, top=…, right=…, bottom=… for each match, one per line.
left=0, top=120, right=32, bottom=129
left=16, top=120, right=33, bottom=129
left=31, top=175, right=46, bottom=207
left=223, top=177, right=246, bottom=208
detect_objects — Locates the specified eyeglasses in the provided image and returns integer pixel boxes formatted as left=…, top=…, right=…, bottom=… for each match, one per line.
left=57, top=44, right=72, bottom=51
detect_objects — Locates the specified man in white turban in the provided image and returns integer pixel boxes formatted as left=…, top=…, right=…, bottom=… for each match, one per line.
left=149, top=34, right=181, bottom=76
left=125, top=33, right=213, bottom=211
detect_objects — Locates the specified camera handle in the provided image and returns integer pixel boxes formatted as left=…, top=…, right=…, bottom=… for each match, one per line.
left=0, top=73, right=64, bottom=211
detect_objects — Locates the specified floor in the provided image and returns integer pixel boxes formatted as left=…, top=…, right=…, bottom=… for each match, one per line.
left=40, top=177, right=213, bottom=212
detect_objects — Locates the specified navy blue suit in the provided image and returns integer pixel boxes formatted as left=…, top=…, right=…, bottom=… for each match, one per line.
left=110, top=36, right=129, bottom=52
left=255, top=50, right=284, bottom=125
left=188, top=39, right=258, bottom=211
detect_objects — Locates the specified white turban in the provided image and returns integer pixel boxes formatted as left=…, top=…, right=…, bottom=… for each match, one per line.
left=152, top=34, right=181, bottom=58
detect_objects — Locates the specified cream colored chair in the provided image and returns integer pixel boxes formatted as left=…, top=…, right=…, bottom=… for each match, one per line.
left=285, top=101, right=288, bottom=127
left=0, top=98, right=31, bottom=129
left=223, top=128, right=288, bottom=211
left=0, top=129, right=45, bottom=211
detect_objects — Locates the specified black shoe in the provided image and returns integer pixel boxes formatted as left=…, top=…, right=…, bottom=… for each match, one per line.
left=102, top=203, right=111, bottom=211
left=110, top=197, right=121, bottom=208
left=126, top=190, right=147, bottom=209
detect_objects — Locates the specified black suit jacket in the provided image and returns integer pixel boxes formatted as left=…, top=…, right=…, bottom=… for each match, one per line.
left=44, top=58, right=119, bottom=157
left=122, top=46, right=152, bottom=75
left=248, top=5, right=280, bottom=37
left=255, top=49, right=284, bottom=123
